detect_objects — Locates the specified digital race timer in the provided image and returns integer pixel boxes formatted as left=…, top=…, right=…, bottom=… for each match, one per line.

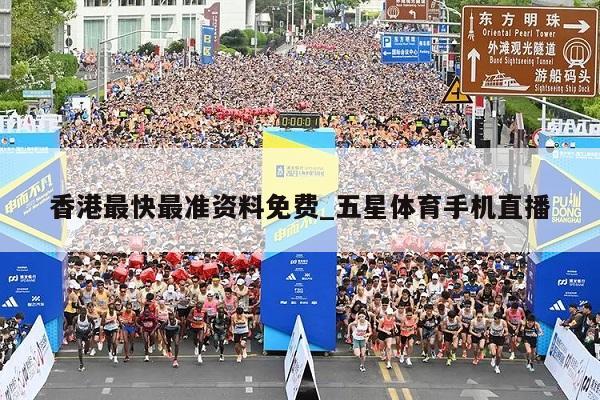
left=277, top=112, right=321, bottom=130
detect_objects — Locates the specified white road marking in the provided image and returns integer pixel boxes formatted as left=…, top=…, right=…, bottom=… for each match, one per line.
left=535, top=380, right=546, bottom=387
left=105, top=377, right=114, bottom=384
left=101, top=388, right=111, bottom=395
left=466, top=379, right=479, bottom=385
left=544, top=392, right=553, bottom=397
left=245, top=376, right=253, bottom=383
left=245, top=387, right=253, bottom=394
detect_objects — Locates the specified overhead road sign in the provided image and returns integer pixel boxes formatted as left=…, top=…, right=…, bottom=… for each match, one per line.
left=460, top=6, right=598, bottom=97
left=442, top=77, right=472, bottom=104
left=381, top=33, right=432, bottom=64
left=22, top=90, right=53, bottom=99
left=385, top=0, right=428, bottom=20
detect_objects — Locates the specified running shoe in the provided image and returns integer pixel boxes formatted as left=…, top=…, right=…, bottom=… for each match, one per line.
left=530, top=364, right=535, bottom=372
left=359, top=365, right=366, bottom=372
left=219, top=355, right=224, bottom=362
left=337, top=332, right=342, bottom=340
left=446, top=359, right=452, bottom=366
left=124, top=356, right=130, bottom=363
left=109, top=353, right=113, bottom=361
left=495, top=366, right=501, bottom=374
left=491, top=358, right=496, bottom=368
left=431, top=351, right=437, bottom=359
left=421, top=351, right=426, bottom=357
left=78, top=365, right=85, bottom=372
left=237, top=355, right=242, bottom=363
left=509, top=352, right=515, bottom=360
left=224, top=339, right=229, bottom=345
left=472, top=358, right=479, bottom=365
left=386, top=361, right=392, bottom=369
left=89, top=348, right=96, bottom=356
left=62, top=338, right=68, bottom=345
left=437, top=351, right=444, bottom=359
left=406, top=358, right=412, bottom=367
left=167, top=351, right=173, bottom=359
left=242, top=348, right=248, bottom=359
left=463, top=351, right=468, bottom=359
left=149, top=345, right=154, bottom=354
left=183, top=335, right=188, bottom=340
left=98, top=342, right=103, bottom=351
left=422, top=356, right=430, bottom=363
left=113, top=356, right=118, bottom=364
left=399, top=354, right=405, bottom=364
left=197, top=354, right=203, bottom=364
left=173, top=360, right=179, bottom=368
left=202, top=344, right=207, bottom=353
left=144, top=355, right=150, bottom=362
left=194, top=346, right=199, bottom=356
left=451, top=352, right=457, bottom=361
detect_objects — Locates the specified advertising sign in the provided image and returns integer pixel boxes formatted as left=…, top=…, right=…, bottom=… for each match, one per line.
left=460, top=6, right=598, bottom=96
left=203, top=2, right=221, bottom=48
left=545, top=318, right=592, bottom=400
left=385, top=0, right=428, bottom=20
left=201, top=25, right=215, bottom=65
left=262, top=128, right=337, bottom=352
left=381, top=34, right=432, bottom=64
left=0, top=316, right=55, bottom=400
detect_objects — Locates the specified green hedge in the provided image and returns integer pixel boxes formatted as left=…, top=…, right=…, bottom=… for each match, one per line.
left=242, top=29, right=267, bottom=46
left=218, top=45, right=237, bottom=55
left=48, top=53, right=79, bottom=77
left=505, top=97, right=541, bottom=132
left=0, top=100, right=28, bottom=114
left=54, top=77, right=87, bottom=109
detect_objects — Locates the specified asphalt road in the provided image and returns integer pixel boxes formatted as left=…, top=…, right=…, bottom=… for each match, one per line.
left=40, top=340, right=566, bottom=400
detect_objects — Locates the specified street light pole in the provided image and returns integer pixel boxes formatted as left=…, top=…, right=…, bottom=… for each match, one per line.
left=291, top=0, right=295, bottom=45
left=303, top=0, right=306, bottom=38
left=99, top=29, right=176, bottom=101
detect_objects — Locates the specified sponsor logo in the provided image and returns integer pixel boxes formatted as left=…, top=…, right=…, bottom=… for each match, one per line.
left=276, top=165, right=285, bottom=178
left=552, top=189, right=582, bottom=224
left=28, top=295, right=44, bottom=307
left=1, top=296, right=19, bottom=308
left=7, top=273, right=37, bottom=283
left=286, top=273, right=297, bottom=281
left=558, top=278, right=586, bottom=287
left=550, top=299, right=566, bottom=311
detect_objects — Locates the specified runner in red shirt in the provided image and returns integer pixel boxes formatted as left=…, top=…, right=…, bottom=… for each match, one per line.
left=137, top=304, right=158, bottom=362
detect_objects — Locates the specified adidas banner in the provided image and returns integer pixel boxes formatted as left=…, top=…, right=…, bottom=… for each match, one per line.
left=0, top=316, right=55, bottom=400
left=545, top=318, right=600, bottom=400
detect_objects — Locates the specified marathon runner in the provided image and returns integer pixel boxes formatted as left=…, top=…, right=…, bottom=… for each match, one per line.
left=488, top=312, right=509, bottom=374
left=164, top=312, right=181, bottom=368
left=188, top=303, right=206, bottom=364
left=419, top=304, right=440, bottom=363
left=348, top=311, right=371, bottom=372
left=102, top=302, right=120, bottom=364
left=138, top=304, right=159, bottom=362
left=378, top=308, right=397, bottom=369
left=119, top=302, right=136, bottom=362
left=398, top=308, right=417, bottom=366
left=506, top=302, right=526, bottom=360
left=232, top=307, right=250, bottom=363
left=441, top=310, right=462, bottom=366
left=74, top=307, right=94, bottom=371
left=522, top=314, right=543, bottom=372
left=212, top=306, right=230, bottom=362
left=469, top=310, right=488, bottom=365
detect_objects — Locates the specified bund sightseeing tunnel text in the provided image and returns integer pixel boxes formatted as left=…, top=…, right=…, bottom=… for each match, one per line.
left=49, top=193, right=551, bottom=220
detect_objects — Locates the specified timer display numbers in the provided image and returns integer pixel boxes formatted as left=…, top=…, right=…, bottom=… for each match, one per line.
left=278, top=112, right=321, bottom=130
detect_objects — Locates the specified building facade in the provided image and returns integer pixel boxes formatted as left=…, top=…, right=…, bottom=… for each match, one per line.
left=62, top=0, right=255, bottom=52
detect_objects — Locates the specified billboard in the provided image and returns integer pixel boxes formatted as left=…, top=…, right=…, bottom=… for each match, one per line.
left=262, top=128, right=338, bottom=352
left=201, top=25, right=215, bottom=65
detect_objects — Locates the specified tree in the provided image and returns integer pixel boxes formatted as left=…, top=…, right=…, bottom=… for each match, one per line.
left=314, top=0, right=367, bottom=15
left=11, top=0, right=75, bottom=61
left=166, top=39, right=185, bottom=54
left=221, top=29, right=248, bottom=48
left=137, top=42, right=158, bottom=56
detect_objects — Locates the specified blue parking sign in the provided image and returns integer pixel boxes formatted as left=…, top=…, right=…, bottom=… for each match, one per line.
left=381, top=34, right=432, bottom=64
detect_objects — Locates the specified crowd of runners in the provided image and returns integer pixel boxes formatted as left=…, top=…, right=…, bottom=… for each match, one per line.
left=56, top=24, right=567, bottom=376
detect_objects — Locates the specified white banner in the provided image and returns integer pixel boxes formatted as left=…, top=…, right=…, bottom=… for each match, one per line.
left=545, top=318, right=600, bottom=400
left=0, top=316, right=55, bottom=400
left=285, top=315, right=308, bottom=378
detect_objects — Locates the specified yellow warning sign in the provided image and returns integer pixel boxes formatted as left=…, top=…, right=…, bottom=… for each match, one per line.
left=442, top=77, right=472, bottom=104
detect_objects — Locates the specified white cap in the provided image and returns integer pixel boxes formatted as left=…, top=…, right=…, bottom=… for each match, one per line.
left=420, top=292, right=428, bottom=297
left=107, top=265, right=114, bottom=270
left=84, top=274, right=93, bottom=281
left=463, top=266, right=470, bottom=274
left=135, top=269, right=142, bottom=275
left=156, top=273, right=163, bottom=281
left=251, top=273, right=260, bottom=281
left=128, top=282, right=136, bottom=289
left=94, top=254, right=101, bottom=261
left=448, top=283, right=454, bottom=289
left=432, top=273, right=439, bottom=280
left=517, top=283, right=526, bottom=290
left=90, top=268, right=98, bottom=275
left=476, top=260, right=483, bottom=265
left=69, top=282, right=79, bottom=289
left=386, top=307, right=394, bottom=315
left=221, top=279, right=229, bottom=286
left=167, top=284, right=175, bottom=292
left=415, top=270, right=424, bottom=279
left=237, top=278, right=245, bottom=286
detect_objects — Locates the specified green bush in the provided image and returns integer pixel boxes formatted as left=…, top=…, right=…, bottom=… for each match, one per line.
left=48, top=53, right=79, bottom=77
left=218, top=45, right=237, bottom=55
left=505, top=97, right=541, bottom=132
left=242, top=29, right=268, bottom=46
left=0, top=91, right=24, bottom=101
left=221, top=29, right=247, bottom=48
left=137, top=42, right=158, bottom=56
left=166, top=39, right=185, bottom=54
left=0, top=100, right=28, bottom=114
left=54, top=76, right=87, bottom=109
